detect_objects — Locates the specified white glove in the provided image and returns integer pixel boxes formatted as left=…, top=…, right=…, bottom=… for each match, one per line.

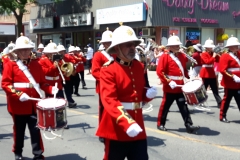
left=146, top=86, right=157, bottom=99
left=169, top=81, right=177, bottom=89
left=233, top=75, right=240, bottom=83
left=51, top=86, right=59, bottom=95
left=126, top=123, right=143, bottom=137
left=19, top=93, right=29, bottom=102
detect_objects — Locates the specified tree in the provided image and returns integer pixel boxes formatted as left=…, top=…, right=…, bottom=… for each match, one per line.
left=0, top=0, right=60, bottom=37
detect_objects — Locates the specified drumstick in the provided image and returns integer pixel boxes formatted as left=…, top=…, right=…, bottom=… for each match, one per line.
left=28, top=97, right=42, bottom=101
left=54, top=82, right=58, bottom=99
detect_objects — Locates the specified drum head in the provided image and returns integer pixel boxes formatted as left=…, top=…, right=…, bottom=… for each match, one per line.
left=182, top=79, right=202, bottom=92
left=37, top=98, right=66, bottom=109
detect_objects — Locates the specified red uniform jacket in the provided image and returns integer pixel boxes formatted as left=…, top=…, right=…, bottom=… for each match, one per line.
left=192, top=52, right=202, bottom=67
left=1, top=59, right=52, bottom=115
left=96, top=59, right=152, bottom=141
left=75, top=54, right=86, bottom=73
left=38, top=55, right=63, bottom=90
left=157, top=52, right=189, bottom=93
left=200, top=51, right=220, bottom=78
left=2, top=55, right=10, bottom=65
left=92, top=51, right=110, bottom=93
left=219, top=53, right=240, bottom=89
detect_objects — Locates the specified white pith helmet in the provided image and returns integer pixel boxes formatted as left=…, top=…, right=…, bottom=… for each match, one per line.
left=100, top=27, right=113, bottom=43
left=38, top=43, right=44, bottom=49
left=203, top=38, right=215, bottom=48
left=57, top=43, right=66, bottom=52
left=139, top=37, right=146, bottom=47
left=106, top=22, right=141, bottom=53
left=166, top=33, right=182, bottom=46
left=225, top=35, right=240, bottom=48
left=75, top=46, right=81, bottom=51
left=12, top=33, right=34, bottom=51
left=68, top=45, right=76, bottom=53
left=43, top=40, right=58, bottom=53
left=2, top=47, right=9, bottom=56
left=98, top=44, right=105, bottom=51
left=7, top=41, right=15, bottom=53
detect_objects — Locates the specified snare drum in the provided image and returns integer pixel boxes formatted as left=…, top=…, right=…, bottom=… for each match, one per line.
left=182, top=79, right=208, bottom=105
left=36, top=98, right=67, bottom=131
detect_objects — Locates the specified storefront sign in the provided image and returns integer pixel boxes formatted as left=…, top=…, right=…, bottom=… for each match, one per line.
left=173, top=17, right=218, bottom=24
left=96, top=3, right=146, bottom=24
left=60, top=13, right=92, bottom=27
left=0, top=25, right=15, bottom=35
left=232, top=11, right=240, bottom=18
left=162, top=0, right=229, bottom=15
left=30, top=17, right=53, bottom=29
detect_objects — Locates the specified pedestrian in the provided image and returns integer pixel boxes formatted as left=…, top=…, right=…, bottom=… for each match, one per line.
left=1, top=33, right=58, bottom=160
left=219, top=35, right=240, bottom=123
left=96, top=23, right=157, bottom=160
left=86, top=44, right=93, bottom=74
left=156, top=33, right=200, bottom=133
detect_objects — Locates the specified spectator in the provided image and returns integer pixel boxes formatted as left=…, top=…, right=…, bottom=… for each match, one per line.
left=85, top=44, right=94, bottom=75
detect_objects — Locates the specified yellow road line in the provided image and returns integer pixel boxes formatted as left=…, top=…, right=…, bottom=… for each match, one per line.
left=1, top=93, right=240, bottom=153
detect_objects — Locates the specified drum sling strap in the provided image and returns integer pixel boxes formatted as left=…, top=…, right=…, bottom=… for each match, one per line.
left=169, top=53, right=186, bottom=82
left=16, top=60, right=43, bottom=98
left=229, top=52, right=240, bottom=65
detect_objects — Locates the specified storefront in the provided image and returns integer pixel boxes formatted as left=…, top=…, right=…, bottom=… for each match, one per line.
left=152, top=0, right=240, bottom=46
left=0, top=24, right=16, bottom=50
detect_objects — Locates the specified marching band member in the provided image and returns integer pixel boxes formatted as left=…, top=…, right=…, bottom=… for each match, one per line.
left=92, top=27, right=114, bottom=142
left=219, top=36, right=240, bottom=123
left=76, top=46, right=87, bottom=89
left=96, top=24, right=157, bottom=159
left=1, top=34, right=58, bottom=160
left=37, top=43, right=44, bottom=53
left=156, top=34, right=200, bottom=133
left=200, top=38, right=222, bottom=107
left=38, top=41, right=65, bottom=99
left=58, top=44, right=77, bottom=108
left=191, top=44, right=202, bottom=77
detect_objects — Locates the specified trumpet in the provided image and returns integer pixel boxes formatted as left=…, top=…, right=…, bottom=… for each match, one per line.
left=180, top=46, right=198, bottom=64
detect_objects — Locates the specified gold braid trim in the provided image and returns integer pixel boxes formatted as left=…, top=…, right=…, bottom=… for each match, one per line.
left=116, top=106, right=135, bottom=124
left=7, top=85, right=23, bottom=96
left=162, top=72, right=171, bottom=82
left=224, top=70, right=233, bottom=78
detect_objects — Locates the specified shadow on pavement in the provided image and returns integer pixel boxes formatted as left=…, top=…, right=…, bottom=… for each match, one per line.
left=147, top=136, right=166, bottom=147
left=230, top=120, right=240, bottom=124
left=154, top=96, right=163, bottom=99
left=68, top=122, right=94, bottom=132
left=0, top=133, right=13, bottom=140
left=24, top=154, right=87, bottom=160
left=0, top=103, right=7, bottom=107
left=169, top=127, right=220, bottom=136
left=78, top=94, right=95, bottom=97
left=76, top=105, right=91, bottom=109
left=143, top=115, right=157, bottom=122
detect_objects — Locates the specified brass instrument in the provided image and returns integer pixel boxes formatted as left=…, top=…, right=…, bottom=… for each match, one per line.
left=180, top=46, right=198, bottom=64
left=147, top=38, right=159, bottom=48
left=60, top=59, right=74, bottom=77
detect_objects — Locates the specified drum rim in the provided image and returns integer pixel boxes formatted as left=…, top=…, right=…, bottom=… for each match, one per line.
left=36, top=98, right=67, bottom=110
left=37, top=121, right=68, bottom=131
left=182, top=80, right=204, bottom=93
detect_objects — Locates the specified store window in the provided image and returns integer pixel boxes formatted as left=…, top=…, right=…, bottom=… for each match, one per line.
left=161, top=28, right=169, bottom=46
left=185, top=28, right=201, bottom=47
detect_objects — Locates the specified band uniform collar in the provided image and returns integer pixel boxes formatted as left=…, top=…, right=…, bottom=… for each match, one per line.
left=116, top=57, right=132, bottom=66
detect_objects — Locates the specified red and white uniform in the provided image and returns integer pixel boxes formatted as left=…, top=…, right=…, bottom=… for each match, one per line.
left=75, top=54, right=86, bottom=73
left=200, top=51, right=220, bottom=78
left=1, top=59, right=52, bottom=114
left=38, top=55, right=63, bottom=90
left=192, top=52, right=202, bottom=68
left=96, top=59, right=151, bottom=141
left=157, top=52, right=190, bottom=93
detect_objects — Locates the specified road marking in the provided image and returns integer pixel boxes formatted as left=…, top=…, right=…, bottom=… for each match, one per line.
left=1, top=93, right=240, bottom=153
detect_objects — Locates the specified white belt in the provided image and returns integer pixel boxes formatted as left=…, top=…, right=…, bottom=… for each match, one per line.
left=45, top=76, right=59, bottom=80
left=227, top=68, right=240, bottom=72
left=202, top=64, right=213, bottom=67
left=121, top=102, right=142, bottom=110
left=13, top=83, right=39, bottom=88
left=167, top=75, right=183, bottom=80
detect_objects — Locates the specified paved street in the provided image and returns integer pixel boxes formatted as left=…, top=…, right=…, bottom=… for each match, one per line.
left=0, top=70, right=240, bottom=160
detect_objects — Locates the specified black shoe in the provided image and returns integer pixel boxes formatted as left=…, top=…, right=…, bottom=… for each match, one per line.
left=99, top=137, right=104, bottom=143
left=68, top=102, right=77, bottom=108
left=82, top=86, right=88, bottom=89
left=220, top=117, right=230, bottom=123
left=186, top=125, right=200, bottom=134
left=157, top=125, right=167, bottom=131
left=33, top=155, right=45, bottom=160
left=74, top=93, right=81, bottom=96
left=64, top=125, right=69, bottom=129
left=15, top=154, right=24, bottom=160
